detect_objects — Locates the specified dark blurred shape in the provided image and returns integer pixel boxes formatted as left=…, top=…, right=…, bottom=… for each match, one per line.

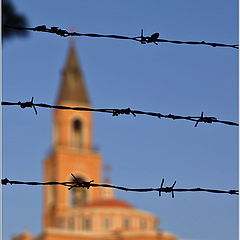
left=2, top=0, right=28, bottom=40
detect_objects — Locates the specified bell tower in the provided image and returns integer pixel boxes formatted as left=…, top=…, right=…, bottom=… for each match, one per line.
left=43, top=43, right=102, bottom=228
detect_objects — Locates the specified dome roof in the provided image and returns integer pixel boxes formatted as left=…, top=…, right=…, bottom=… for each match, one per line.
left=83, top=198, right=133, bottom=208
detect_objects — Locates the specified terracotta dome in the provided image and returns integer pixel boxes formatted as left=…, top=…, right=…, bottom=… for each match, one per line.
left=83, top=198, right=134, bottom=208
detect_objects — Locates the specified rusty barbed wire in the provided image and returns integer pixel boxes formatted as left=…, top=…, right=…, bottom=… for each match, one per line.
left=3, top=24, right=238, bottom=49
left=1, top=98, right=238, bottom=127
left=1, top=176, right=238, bottom=198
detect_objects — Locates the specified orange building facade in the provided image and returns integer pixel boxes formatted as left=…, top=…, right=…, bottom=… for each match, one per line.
left=13, top=44, right=177, bottom=240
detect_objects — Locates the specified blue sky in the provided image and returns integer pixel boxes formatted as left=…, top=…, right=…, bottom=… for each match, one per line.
left=3, top=1, right=238, bottom=240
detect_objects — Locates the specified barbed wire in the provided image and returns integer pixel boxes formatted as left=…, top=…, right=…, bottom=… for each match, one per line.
left=1, top=176, right=238, bottom=198
left=1, top=98, right=238, bottom=127
left=3, top=24, right=238, bottom=49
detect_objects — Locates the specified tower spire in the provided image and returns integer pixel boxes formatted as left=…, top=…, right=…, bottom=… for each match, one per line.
left=56, top=42, right=90, bottom=106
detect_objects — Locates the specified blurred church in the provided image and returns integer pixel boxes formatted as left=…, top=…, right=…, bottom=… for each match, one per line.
left=13, top=43, right=178, bottom=240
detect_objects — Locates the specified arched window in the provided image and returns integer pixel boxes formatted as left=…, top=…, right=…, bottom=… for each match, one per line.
left=71, top=119, right=83, bottom=149
left=140, top=219, right=147, bottom=230
left=83, top=217, right=92, bottom=231
left=68, top=218, right=75, bottom=230
left=123, top=218, right=131, bottom=230
left=103, top=216, right=111, bottom=230
left=70, top=176, right=88, bottom=207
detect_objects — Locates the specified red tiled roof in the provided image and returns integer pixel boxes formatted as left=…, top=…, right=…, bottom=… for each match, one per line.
left=83, top=199, right=134, bottom=208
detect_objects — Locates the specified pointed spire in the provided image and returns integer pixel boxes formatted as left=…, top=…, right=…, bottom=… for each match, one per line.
left=56, top=42, right=90, bottom=106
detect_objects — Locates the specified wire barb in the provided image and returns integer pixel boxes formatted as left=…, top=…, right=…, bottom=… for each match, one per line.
left=139, top=29, right=160, bottom=45
left=1, top=100, right=238, bottom=127
left=194, top=112, right=219, bottom=127
left=112, top=108, right=136, bottom=117
left=158, top=179, right=176, bottom=198
left=158, top=178, right=165, bottom=196
left=68, top=173, right=94, bottom=190
left=3, top=24, right=238, bottom=49
left=17, top=97, right=38, bottom=115
left=1, top=178, right=11, bottom=185
left=1, top=177, right=238, bottom=197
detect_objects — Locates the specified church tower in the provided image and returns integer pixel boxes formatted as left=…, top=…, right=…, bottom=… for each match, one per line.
left=13, top=43, right=177, bottom=240
left=43, top=43, right=102, bottom=228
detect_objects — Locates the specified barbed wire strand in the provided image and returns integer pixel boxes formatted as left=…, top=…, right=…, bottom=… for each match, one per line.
left=1, top=98, right=238, bottom=127
left=3, top=25, right=238, bottom=49
left=1, top=176, right=238, bottom=198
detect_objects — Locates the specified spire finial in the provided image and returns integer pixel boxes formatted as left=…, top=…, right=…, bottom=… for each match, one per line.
left=68, top=26, right=76, bottom=46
